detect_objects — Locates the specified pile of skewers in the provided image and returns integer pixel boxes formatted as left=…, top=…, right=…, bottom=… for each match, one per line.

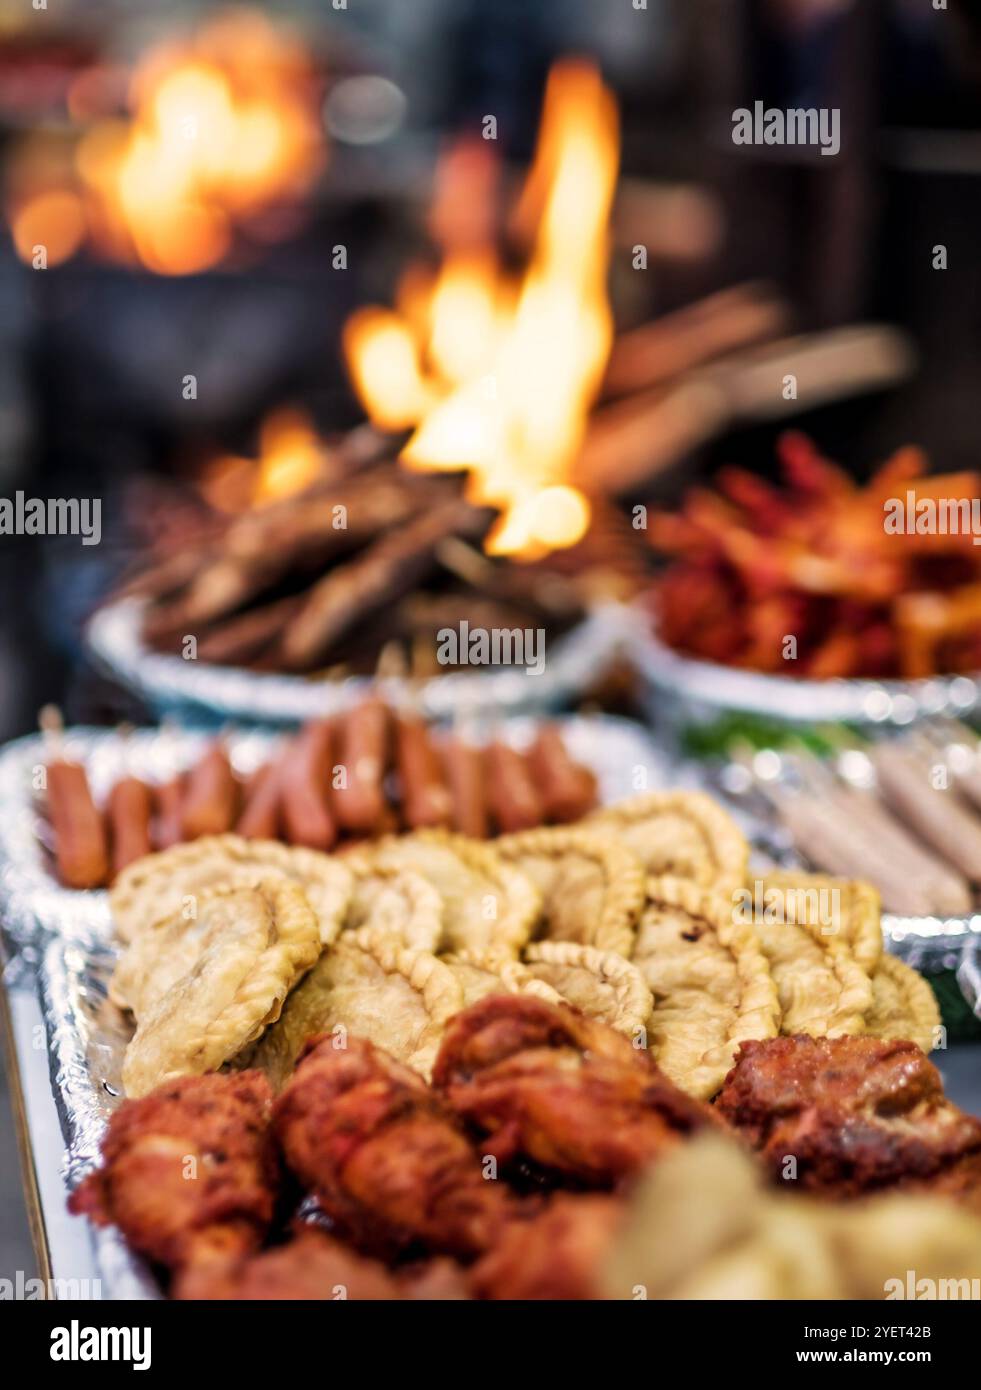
left=109, top=281, right=893, bottom=681
left=40, top=702, right=598, bottom=890
left=734, top=720, right=981, bottom=917
left=121, top=460, right=642, bottom=677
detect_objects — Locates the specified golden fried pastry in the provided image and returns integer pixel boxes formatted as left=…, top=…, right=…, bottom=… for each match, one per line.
left=865, top=954, right=941, bottom=1054
left=589, top=791, right=748, bottom=895
left=523, top=941, right=653, bottom=1040
left=632, top=876, right=779, bottom=1099
left=495, top=826, right=645, bottom=956
left=756, top=868, right=882, bottom=975
left=362, top=831, right=539, bottom=956
left=441, top=949, right=562, bottom=1009
left=110, top=834, right=352, bottom=945
left=734, top=879, right=873, bottom=1039
left=121, top=880, right=321, bottom=1098
left=245, top=927, right=463, bottom=1087
left=341, top=856, right=443, bottom=951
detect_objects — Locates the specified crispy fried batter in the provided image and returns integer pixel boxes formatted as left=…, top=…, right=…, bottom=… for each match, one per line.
left=68, top=1072, right=277, bottom=1273
left=174, top=1228, right=400, bottom=1300
left=469, top=1193, right=622, bottom=1300
left=176, top=1228, right=471, bottom=1300
left=716, top=1035, right=981, bottom=1203
left=432, top=995, right=717, bottom=1187
left=273, top=1034, right=516, bottom=1259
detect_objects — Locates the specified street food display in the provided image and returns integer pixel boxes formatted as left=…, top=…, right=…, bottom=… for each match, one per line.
left=17, top=732, right=966, bottom=1299
left=1, top=6, right=979, bottom=1317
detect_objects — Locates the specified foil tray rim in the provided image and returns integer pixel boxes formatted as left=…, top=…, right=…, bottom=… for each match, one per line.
left=87, top=597, right=639, bottom=724
left=630, top=611, right=981, bottom=726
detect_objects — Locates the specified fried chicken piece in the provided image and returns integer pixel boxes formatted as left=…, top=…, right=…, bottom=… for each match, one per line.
left=717, top=1035, right=981, bottom=1203
left=69, top=1072, right=277, bottom=1273
left=176, top=1223, right=472, bottom=1301
left=174, top=1228, right=401, bottom=1300
left=469, top=1193, right=622, bottom=1300
left=273, top=1034, right=516, bottom=1260
left=432, top=995, right=718, bottom=1187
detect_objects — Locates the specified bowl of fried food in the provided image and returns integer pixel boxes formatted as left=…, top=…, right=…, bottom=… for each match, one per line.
left=636, top=432, right=981, bottom=726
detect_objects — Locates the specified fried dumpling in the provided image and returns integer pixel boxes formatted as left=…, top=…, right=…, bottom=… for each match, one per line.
left=865, top=955, right=940, bottom=1054
left=364, top=831, right=539, bottom=956
left=589, top=792, right=748, bottom=895
left=341, top=855, right=444, bottom=951
left=110, top=834, right=351, bottom=945
left=734, top=875, right=874, bottom=1039
left=495, top=827, right=645, bottom=957
left=441, top=949, right=561, bottom=1010
left=522, top=941, right=653, bottom=1041
left=631, top=876, right=779, bottom=1099
left=121, top=880, right=321, bottom=1098
left=246, top=928, right=464, bottom=1088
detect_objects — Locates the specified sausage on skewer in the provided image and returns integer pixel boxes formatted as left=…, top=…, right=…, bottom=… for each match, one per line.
left=528, top=726, right=598, bottom=823
left=280, top=721, right=336, bottom=851
left=180, top=741, right=239, bottom=840
left=46, top=759, right=110, bottom=889
left=107, top=776, right=154, bottom=878
left=440, top=735, right=488, bottom=839
left=484, top=742, right=544, bottom=834
left=332, top=699, right=390, bottom=834
left=395, top=715, right=452, bottom=830
left=153, top=774, right=185, bottom=850
left=235, top=759, right=284, bottom=841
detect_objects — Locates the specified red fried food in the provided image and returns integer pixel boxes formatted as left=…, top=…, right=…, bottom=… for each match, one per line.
left=69, top=1072, right=277, bottom=1273
left=175, top=1228, right=399, bottom=1301
left=273, top=1035, right=516, bottom=1260
left=649, top=434, right=981, bottom=678
left=176, top=1228, right=470, bottom=1301
left=432, top=995, right=717, bottom=1187
left=470, top=1193, right=622, bottom=1300
left=716, top=1035, right=981, bottom=1202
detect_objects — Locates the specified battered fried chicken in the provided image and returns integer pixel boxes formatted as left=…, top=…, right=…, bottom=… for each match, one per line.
left=469, top=1193, right=622, bottom=1300
left=717, top=1035, right=981, bottom=1203
left=69, top=1072, right=277, bottom=1273
left=175, top=1228, right=400, bottom=1300
left=176, top=1223, right=468, bottom=1300
left=273, top=1034, right=517, bottom=1260
left=432, top=995, right=717, bottom=1187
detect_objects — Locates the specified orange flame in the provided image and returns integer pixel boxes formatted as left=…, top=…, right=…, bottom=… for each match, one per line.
left=343, top=60, right=618, bottom=557
left=7, top=9, right=324, bottom=275
left=198, top=407, right=324, bottom=513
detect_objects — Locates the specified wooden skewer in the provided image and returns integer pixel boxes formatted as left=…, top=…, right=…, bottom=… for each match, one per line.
left=602, top=282, right=789, bottom=401
left=577, top=324, right=916, bottom=496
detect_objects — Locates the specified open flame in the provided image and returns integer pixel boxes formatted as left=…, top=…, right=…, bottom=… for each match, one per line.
left=343, top=60, right=619, bottom=557
left=198, top=407, right=324, bottom=513
left=8, top=9, right=324, bottom=274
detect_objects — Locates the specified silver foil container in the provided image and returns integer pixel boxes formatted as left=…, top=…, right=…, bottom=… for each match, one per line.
left=87, top=597, right=638, bottom=725
left=0, top=714, right=670, bottom=1299
left=5, top=716, right=978, bottom=1299
left=632, top=617, right=981, bottom=730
